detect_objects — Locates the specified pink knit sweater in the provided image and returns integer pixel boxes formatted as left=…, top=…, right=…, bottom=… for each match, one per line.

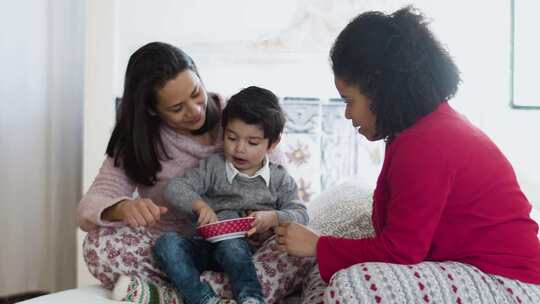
left=77, top=125, right=223, bottom=233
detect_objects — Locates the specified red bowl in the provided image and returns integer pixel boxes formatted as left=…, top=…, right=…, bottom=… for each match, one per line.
left=197, top=217, right=255, bottom=243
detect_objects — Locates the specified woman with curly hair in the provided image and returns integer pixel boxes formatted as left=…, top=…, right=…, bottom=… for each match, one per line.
left=277, top=6, right=540, bottom=303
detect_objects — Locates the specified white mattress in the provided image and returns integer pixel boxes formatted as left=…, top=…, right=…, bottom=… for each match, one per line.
left=18, top=285, right=127, bottom=304
left=17, top=285, right=302, bottom=304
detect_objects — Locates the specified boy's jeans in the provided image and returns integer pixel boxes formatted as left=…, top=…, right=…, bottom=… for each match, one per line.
left=153, top=232, right=264, bottom=304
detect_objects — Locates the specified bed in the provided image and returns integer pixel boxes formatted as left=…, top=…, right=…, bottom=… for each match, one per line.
left=18, top=181, right=540, bottom=304
left=17, top=285, right=125, bottom=304
left=17, top=284, right=302, bottom=304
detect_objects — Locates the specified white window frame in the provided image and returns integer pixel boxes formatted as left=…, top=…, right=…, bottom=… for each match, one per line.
left=511, top=0, right=540, bottom=109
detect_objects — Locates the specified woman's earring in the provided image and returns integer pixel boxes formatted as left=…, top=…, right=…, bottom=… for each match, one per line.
left=148, top=110, right=157, bottom=116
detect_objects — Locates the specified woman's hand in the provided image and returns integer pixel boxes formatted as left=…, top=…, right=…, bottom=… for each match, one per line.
left=275, top=222, right=320, bottom=257
left=104, top=198, right=168, bottom=227
left=193, top=200, right=218, bottom=226
left=247, top=211, right=278, bottom=236
left=246, top=230, right=274, bottom=247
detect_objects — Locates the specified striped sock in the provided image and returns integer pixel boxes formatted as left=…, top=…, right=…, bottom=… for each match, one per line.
left=112, top=276, right=180, bottom=304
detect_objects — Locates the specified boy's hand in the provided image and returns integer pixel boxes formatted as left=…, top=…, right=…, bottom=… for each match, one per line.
left=247, top=211, right=278, bottom=236
left=193, top=200, right=218, bottom=226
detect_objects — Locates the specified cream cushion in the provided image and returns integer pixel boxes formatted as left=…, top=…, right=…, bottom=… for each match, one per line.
left=308, top=180, right=375, bottom=238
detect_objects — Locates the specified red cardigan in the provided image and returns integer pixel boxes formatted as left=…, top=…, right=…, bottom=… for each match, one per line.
left=317, top=102, right=540, bottom=284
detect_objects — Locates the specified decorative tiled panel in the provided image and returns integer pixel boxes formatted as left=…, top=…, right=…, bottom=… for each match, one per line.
left=283, top=134, right=321, bottom=202
left=116, top=95, right=382, bottom=204
left=280, top=97, right=382, bottom=204
left=321, top=135, right=356, bottom=189
left=321, top=100, right=351, bottom=135
left=282, top=97, right=320, bottom=134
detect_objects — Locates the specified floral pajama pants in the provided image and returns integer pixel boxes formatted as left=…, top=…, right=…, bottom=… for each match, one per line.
left=82, top=226, right=315, bottom=304
left=303, top=261, right=540, bottom=304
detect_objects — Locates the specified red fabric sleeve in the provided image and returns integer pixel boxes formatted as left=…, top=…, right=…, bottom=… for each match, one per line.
left=316, top=137, right=455, bottom=282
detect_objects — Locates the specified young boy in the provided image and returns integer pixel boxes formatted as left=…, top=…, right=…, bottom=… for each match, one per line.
left=155, top=86, right=308, bottom=304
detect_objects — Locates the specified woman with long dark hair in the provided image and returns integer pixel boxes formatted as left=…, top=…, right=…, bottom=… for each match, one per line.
left=78, top=42, right=311, bottom=304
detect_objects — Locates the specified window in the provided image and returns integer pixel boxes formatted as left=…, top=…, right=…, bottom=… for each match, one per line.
left=511, top=0, right=540, bottom=109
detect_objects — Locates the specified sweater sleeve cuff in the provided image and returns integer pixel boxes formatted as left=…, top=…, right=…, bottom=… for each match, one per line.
left=276, top=210, right=294, bottom=224
left=316, top=235, right=337, bottom=283
left=95, top=196, right=133, bottom=227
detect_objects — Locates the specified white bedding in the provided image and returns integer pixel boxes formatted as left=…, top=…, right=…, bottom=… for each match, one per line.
left=17, top=187, right=540, bottom=304
left=18, top=285, right=126, bottom=304
left=17, top=284, right=301, bottom=304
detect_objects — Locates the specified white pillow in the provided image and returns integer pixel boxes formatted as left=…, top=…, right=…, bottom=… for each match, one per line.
left=307, top=180, right=375, bottom=239
left=302, top=181, right=376, bottom=304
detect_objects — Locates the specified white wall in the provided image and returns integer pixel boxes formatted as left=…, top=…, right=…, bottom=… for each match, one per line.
left=112, top=0, right=540, bottom=204
left=78, top=0, right=117, bottom=287
left=0, top=0, right=84, bottom=296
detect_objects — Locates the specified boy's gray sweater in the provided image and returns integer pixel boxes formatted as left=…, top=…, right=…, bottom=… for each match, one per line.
left=164, top=153, right=308, bottom=225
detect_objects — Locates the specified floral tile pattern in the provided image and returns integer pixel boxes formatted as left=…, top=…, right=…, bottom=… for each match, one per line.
left=281, top=97, right=383, bottom=203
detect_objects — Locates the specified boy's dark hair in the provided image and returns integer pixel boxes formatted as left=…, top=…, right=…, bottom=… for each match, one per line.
left=106, top=42, right=221, bottom=186
left=221, top=86, right=285, bottom=147
left=330, top=6, right=461, bottom=142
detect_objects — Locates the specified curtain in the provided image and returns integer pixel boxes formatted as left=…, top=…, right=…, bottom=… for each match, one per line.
left=0, top=0, right=84, bottom=296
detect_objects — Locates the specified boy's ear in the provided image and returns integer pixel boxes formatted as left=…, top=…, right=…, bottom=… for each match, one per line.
left=268, top=134, right=282, bottom=152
